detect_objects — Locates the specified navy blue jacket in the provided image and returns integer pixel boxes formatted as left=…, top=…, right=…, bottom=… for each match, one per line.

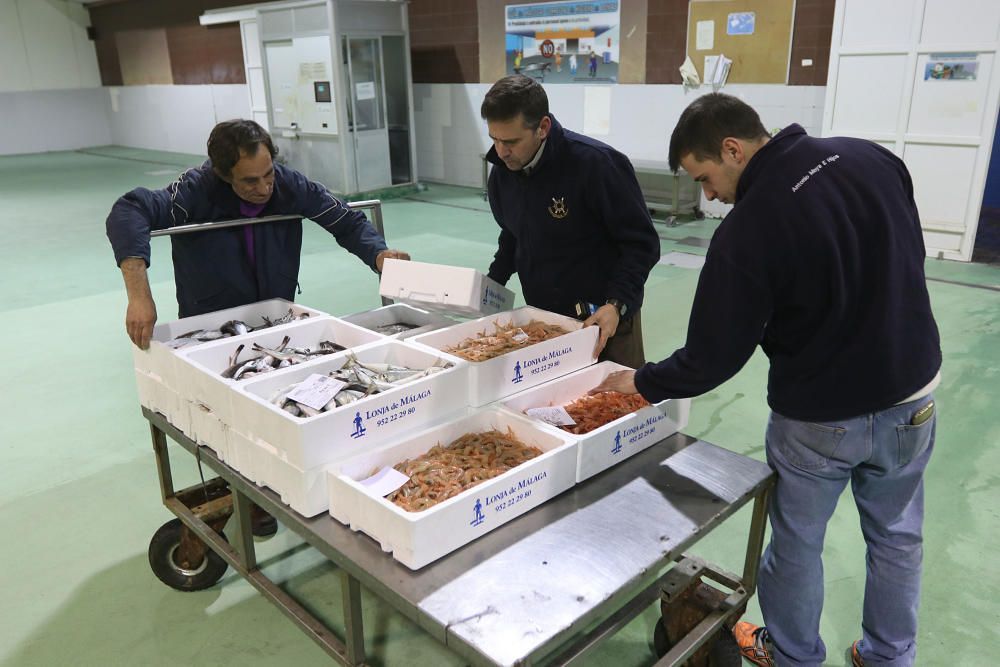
left=635, top=125, right=941, bottom=422
left=486, top=116, right=660, bottom=319
left=106, top=162, right=387, bottom=317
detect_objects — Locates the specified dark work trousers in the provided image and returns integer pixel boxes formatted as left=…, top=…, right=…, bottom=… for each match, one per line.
left=599, top=310, right=645, bottom=369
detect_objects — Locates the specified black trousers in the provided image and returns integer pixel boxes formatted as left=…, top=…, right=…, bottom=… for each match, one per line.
left=599, top=310, right=645, bottom=369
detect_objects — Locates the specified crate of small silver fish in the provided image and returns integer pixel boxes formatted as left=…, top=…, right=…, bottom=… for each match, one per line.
left=132, top=299, right=326, bottom=431
left=176, top=316, right=385, bottom=428
left=342, top=303, right=456, bottom=340
left=230, top=339, right=470, bottom=470
left=500, top=361, right=691, bottom=482
left=327, top=407, right=577, bottom=569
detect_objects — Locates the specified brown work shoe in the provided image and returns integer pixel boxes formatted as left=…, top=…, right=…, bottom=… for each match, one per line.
left=733, top=621, right=775, bottom=666
left=851, top=640, right=865, bottom=667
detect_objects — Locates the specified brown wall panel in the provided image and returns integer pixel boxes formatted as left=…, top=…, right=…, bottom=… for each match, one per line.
left=646, top=0, right=688, bottom=84
left=410, top=0, right=479, bottom=83
left=167, top=24, right=245, bottom=85
left=788, top=0, right=835, bottom=85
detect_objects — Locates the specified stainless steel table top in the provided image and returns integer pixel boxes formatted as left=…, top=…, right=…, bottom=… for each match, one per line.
left=149, top=411, right=772, bottom=666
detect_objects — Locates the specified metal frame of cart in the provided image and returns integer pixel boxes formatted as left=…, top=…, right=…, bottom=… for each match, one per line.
left=144, top=404, right=772, bottom=666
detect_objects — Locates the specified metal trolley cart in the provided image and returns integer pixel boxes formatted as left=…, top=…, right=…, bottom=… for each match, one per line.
left=144, top=405, right=772, bottom=666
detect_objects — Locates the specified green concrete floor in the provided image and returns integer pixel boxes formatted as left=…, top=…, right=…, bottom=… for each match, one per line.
left=1, top=147, right=998, bottom=666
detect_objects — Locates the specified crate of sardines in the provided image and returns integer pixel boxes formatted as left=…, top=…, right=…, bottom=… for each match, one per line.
left=177, top=316, right=384, bottom=426
left=132, top=299, right=325, bottom=432
left=230, top=339, right=469, bottom=470
left=327, top=408, right=576, bottom=569
left=342, top=303, right=456, bottom=340
left=500, top=361, right=690, bottom=482
left=410, top=306, right=598, bottom=406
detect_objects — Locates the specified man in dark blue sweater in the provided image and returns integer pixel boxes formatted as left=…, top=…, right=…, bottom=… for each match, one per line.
left=593, top=94, right=940, bottom=667
left=107, top=119, right=408, bottom=349
left=481, top=76, right=660, bottom=368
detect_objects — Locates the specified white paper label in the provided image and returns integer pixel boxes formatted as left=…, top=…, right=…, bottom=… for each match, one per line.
left=696, top=20, right=715, bottom=50
left=526, top=405, right=576, bottom=426
left=286, top=374, right=346, bottom=411
left=512, top=328, right=530, bottom=343
left=360, top=467, right=410, bottom=497
left=356, top=81, right=376, bottom=100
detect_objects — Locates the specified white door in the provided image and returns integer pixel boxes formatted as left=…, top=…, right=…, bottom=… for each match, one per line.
left=823, top=0, right=1000, bottom=261
left=344, top=36, right=392, bottom=192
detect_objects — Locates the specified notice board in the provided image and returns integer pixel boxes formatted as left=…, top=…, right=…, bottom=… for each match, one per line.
left=687, top=0, right=795, bottom=84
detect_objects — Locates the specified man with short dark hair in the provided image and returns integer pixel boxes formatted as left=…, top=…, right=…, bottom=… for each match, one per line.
left=107, top=119, right=408, bottom=349
left=480, top=75, right=660, bottom=367
left=593, top=93, right=941, bottom=667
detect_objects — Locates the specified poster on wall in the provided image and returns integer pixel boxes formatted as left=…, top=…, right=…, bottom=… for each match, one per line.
left=924, top=53, right=979, bottom=81
left=505, top=1, right=621, bottom=83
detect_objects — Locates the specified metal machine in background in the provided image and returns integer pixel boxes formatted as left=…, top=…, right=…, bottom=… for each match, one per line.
left=203, top=0, right=416, bottom=196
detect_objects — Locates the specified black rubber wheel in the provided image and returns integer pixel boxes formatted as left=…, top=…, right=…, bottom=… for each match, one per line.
left=708, top=630, right=743, bottom=666
left=148, top=519, right=229, bottom=592
left=653, top=618, right=671, bottom=658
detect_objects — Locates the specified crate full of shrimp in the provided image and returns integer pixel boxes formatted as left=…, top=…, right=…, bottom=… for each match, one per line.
left=230, top=339, right=469, bottom=470
left=409, top=306, right=599, bottom=406
left=327, top=407, right=577, bottom=569
left=500, top=361, right=690, bottom=482
left=342, top=303, right=456, bottom=340
left=132, top=298, right=326, bottom=396
left=378, top=258, right=514, bottom=317
left=176, top=316, right=384, bottom=427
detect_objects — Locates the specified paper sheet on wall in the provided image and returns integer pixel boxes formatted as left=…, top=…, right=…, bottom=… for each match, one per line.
left=583, top=86, right=612, bottom=136
left=356, top=81, right=376, bottom=101
left=696, top=20, right=715, bottom=51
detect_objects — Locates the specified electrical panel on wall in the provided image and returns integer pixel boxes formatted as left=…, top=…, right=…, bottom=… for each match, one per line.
left=264, top=35, right=338, bottom=135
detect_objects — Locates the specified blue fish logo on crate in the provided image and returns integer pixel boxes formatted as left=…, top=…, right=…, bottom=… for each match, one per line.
left=470, top=498, right=485, bottom=527
left=512, top=360, right=524, bottom=384
left=612, top=430, right=623, bottom=455
left=350, top=411, right=367, bottom=439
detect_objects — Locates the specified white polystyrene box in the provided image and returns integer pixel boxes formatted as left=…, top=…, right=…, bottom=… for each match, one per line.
left=499, top=361, right=691, bottom=482
left=409, top=306, right=599, bottom=407
left=247, top=437, right=334, bottom=516
left=176, top=316, right=384, bottom=426
left=188, top=402, right=229, bottom=455
left=231, top=340, right=469, bottom=469
left=134, top=370, right=192, bottom=435
left=342, top=303, right=456, bottom=340
left=131, top=298, right=327, bottom=393
left=378, top=258, right=515, bottom=317
left=326, top=408, right=577, bottom=570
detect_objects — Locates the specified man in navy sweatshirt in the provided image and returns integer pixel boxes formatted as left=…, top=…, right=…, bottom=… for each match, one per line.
left=481, top=75, right=660, bottom=368
left=593, top=94, right=940, bottom=667
left=107, top=119, right=409, bottom=350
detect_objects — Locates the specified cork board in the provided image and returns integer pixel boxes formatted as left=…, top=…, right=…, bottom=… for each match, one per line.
left=687, top=0, right=794, bottom=84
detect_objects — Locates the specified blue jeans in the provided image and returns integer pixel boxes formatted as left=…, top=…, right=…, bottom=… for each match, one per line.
left=758, top=396, right=936, bottom=667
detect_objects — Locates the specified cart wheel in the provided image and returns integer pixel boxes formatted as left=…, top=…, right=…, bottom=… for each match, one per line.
left=148, top=519, right=228, bottom=592
left=653, top=618, right=670, bottom=658
left=652, top=619, right=742, bottom=666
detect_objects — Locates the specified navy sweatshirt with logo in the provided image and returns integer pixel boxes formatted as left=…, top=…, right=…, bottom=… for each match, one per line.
left=634, top=125, right=941, bottom=422
left=485, top=116, right=660, bottom=319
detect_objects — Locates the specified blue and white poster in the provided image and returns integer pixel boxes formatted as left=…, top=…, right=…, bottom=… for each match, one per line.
left=505, top=1, right=621, bottom=83
left=727, top=12, right=755, bottom=36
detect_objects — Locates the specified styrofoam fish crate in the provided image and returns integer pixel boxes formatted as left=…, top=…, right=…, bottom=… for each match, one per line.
left=378, top=258, right=514, bottom=317
left=231, top=339, right=469, bottom=469
left=342, top=303, right=456, bottom=340
left=131, top=298, right=327, bottom=393
left=188, top=402, right=230, bottom=455
left=327, top=408, right=577, bottom=570
left=409, top=306, right=599, bottom=407
left=176, top=316, right=384, bottom=426
left=134, top=369, right=192, bottom=435
left=246, top=438, right=334, bottom=517
left=499, top=361, right=691, bottom=482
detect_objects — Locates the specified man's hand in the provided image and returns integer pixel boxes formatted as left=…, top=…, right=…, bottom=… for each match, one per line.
left=589, top=369, right=638, bottom=395
left=120, top=257, right=157, bottom=349
left=376, top=249, right=411, bottom=272
left=583, top=303, right=620, bottom=358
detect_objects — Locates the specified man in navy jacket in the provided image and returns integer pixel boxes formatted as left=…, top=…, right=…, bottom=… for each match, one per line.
left=594, top=94, right=941, bottom=667
left=106, top=119, right=408, bottom=349
left=481, top=75, right=660, bottom=368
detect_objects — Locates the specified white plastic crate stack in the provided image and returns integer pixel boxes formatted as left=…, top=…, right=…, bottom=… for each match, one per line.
left=500, top=361, right=691, bottom=482
left=132, top=299, right=327, bottom=438
left=327, top=408, right=577, bottom=569
left=409, top=306, right=600, bottom=406
left=228, top=340, right=470, bottom=516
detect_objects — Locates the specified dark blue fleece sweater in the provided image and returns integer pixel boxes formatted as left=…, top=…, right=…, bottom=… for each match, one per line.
left=635, top=125, right=941, bottom=421
left=486, top=116, right=660, bottom=319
